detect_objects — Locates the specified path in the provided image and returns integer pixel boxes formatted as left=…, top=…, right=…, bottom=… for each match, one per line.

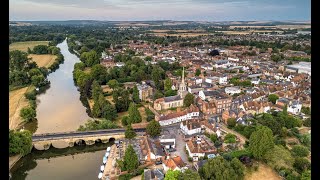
left=219, top=123, right=248, bottom=146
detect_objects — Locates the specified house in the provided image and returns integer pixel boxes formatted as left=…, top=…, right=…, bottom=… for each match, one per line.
left=276, top=98, right=302, bottom=115
left=162, top=156, right=186, bottom=172
left=144, top=169, right=164, bottom=180
left=137, top=82, right=153, bottom=101
left=159, top=134, right=176, bottom=149
left=140, top=137, right=166, bottom=162
left=285, top=62, right=311, bottom=75
left=180, top=119, right=202, bottom=135
left=225, top=86, right=241, bottom=95
left=213, top=60, right=232, bottom=68
left=115, top=62, right=125, bottom=67
left=198, top=90, right=232, bottom=114
left=186, top=135, right=217, bottom=161
left=188, top=85, right=204, bottom=95
left=195, top=97, right=217, bottom=117
left=201, top=63, right=214, bottom=70
left=251, top=78, right=260, bottom=85
left=155, top=104, right=200, bottom=126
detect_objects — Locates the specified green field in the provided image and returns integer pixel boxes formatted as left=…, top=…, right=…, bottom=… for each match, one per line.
left=9, top=41, right=49, bottom=52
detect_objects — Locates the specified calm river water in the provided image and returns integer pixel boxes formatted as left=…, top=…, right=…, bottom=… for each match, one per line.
left=34, top=39, right=90, bottom=134
left=11, top=39, right=106, bottom=180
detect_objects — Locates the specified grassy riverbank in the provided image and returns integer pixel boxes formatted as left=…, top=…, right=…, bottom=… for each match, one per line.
left=9, top=41, right=49, bottom=52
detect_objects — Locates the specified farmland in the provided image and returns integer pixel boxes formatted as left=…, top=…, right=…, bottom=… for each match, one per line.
left=28, top=54, right=57, bottom=68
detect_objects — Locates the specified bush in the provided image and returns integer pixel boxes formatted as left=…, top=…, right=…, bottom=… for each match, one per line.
left=227, top=118, right=237, bottom=128
left=9, top=130, right=33, bottom=156
left=293, top=157, right=311, bottom=173
left=291, top=145, right=309, bottom=157
left=20, top=107, right=36, bottom=122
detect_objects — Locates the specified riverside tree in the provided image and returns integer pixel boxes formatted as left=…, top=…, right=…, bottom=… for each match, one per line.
left=9, top=130, right=33, bottom=156
left=20, top=107, right=36, bottom=122
left=132, top=85, right=140, bottom=103
left=125, top=124, right=136, bottom=139
left=123, top=145, right=139, bottom=172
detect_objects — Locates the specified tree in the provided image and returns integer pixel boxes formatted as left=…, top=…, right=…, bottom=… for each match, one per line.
left=291, top=145, right=309, bottom=157
left=91, top=64, right=108, bottom=84
left=151, top=66, right=164, bottom=90
left=33, top=45, right=48, bottom=54
left=183, top=93, right=194, bottom=107
left=102, top=102, right=118, bottom=121
left=128, top=103, right=142, bottom=124
left=195, top=69, right=201, bottom=76
left=9, top=130, right=33, bottom=156
left=200, top=156, right=244, bottom=180
left=301, top=106, right=311, bottom=115
left=107, top=79, right=119, bottom=90
left=146, top=120, right=161, bottom=137
left=227, top=118, right=237, bottom=128
left=122, top=116, right=129, bottom=126
left=20, top=107, right=36, bottom=122
left=224, top=133, right=237, bottom=143
left=293, top=157, right=311, bottom=173
left=31, top=74, right=45, bottom=87
left=123, top=145, right=139, bottom=172
left=80, top=50, right=100, bottom=67
left=164, top=78, right=172, bottom=91
left=303, top=118, right=311, bottom=127
left=164, top=170, right=181, bottom=180
left=268, top=94, right=279, bottom=104
left=145, top=56, right=152, bottom=61
left=10, top=50, right=29, bottom=71
left=113, top=88, right=130, bottom=112
left=125, top=124, right=136, bottom=139
left=91, top=80, right=103, bottom=102
left=165, top=90, right=177, bottom=97
left=178, top=169, right=201, bottom=180
left=263, top=145, right=294, bottom=171
left=132, top=85, right=140, bottom=103
left=249, top=126, right=275, bottom=160
left=301, top=170, right=311, bottom=180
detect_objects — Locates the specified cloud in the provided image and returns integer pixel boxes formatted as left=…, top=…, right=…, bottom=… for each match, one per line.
left=10, top=0, right=310, bottom=21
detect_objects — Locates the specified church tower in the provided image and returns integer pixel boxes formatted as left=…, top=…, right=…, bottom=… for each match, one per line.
left=179, top=67, right=188, bottom=98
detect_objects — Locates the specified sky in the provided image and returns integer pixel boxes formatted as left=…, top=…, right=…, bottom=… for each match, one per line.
left=10, top=0, right=311, bottom=21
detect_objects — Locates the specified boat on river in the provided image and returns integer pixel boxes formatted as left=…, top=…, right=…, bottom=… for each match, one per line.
left=103, top=156, right=107, bottom=164
left=100, top=165, right=104, bottom=172
left=106, top=147, right=111, bottom=152
left=98, top=172, right=102, bottom=179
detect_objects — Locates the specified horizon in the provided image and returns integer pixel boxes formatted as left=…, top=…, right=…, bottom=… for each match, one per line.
left=10, top=0, right=310, bottom=21
left=10, top=19, right=311, bottom=22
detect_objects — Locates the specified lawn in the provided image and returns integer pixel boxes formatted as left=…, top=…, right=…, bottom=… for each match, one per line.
left=9, top=86, right=34, bottom=130
left=245, top=162, right=281, bottom=180
left=28, top=54, right=57, bottom=68
left=9, top=41, right=49, bottom=52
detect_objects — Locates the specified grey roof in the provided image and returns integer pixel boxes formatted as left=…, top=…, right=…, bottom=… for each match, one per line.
left=144, top=169, right=164, bottom=180
left=163, top=95, right=182, bottom=102
left=160, top=134, right=176, bottom=139
left=203, top=90, right=229, bottom=99
left=214, top=60, right=229, bottom=65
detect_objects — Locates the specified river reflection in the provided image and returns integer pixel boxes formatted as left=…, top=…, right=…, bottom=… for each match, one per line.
left=11, top=143, right=112, bottom=180
left=34, top=39, right=90, bottom=134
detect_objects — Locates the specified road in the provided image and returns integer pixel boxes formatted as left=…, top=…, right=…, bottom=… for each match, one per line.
left=32, top=128, right=146, bottom=142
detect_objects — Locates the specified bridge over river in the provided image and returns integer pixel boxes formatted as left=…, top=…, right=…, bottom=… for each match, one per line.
left=32, top=128, right=146, bottom=150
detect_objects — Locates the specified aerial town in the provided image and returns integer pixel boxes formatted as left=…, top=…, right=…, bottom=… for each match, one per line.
left=9, top=1, right=311, bottom=180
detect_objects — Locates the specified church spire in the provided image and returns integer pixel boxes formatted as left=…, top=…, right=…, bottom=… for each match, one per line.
left=182, top=66, right=185, bottom=84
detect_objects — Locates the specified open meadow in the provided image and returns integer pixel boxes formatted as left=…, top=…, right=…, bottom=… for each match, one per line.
left=28, top=54, right=57, bottom=68
left=9, top=41, right=49, bottom=52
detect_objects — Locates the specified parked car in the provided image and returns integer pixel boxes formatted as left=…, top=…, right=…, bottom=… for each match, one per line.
left=168, top=148, right=176, bottom=152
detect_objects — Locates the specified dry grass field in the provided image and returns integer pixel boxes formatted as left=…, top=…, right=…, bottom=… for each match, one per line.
left=245, top=163, right=281, bottom=180
left=28, top=54, right=57, bottom=68
left=152, top=29, right=205, bottom=33
left=9, top=41, right=49, bottom=52
left=9, top=86, right=34, bottom=130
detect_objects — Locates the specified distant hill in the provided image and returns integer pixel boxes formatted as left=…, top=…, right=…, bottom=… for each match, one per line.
left=9, top=20, right=310, bottom=26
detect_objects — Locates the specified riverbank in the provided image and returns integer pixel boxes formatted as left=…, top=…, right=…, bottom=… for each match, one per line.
left=9, top=154, right=22, bottom=171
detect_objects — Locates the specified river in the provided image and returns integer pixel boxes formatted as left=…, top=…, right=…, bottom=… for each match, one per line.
left=11, top=39, right=106, bottom=180
left=34, top=39, right=90, bottom=134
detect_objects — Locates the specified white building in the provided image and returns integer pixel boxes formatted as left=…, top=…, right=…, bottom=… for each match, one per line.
left=251, top=78, right=260, bottom=85
left=288, top=101, right=302, bottom=115
left=159, top=134, right=176, bottom=149
left=156, top=105, right=200, bottom=126
left=285, top=62, right=311, bottom=75
left=180, top=120, right=202, bottom=135
left=225, top=86, right=241, bottom=95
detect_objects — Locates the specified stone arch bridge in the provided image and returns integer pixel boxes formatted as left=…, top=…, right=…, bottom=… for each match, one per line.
left=32, top=128, right=145, bottom=150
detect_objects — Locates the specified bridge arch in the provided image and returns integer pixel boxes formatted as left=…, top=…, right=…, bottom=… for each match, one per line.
left=74, top=139, right=86, bottom=146
left=95, top=139, right=102, bottom=143
left=109, top=137, right=115, bottom=142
